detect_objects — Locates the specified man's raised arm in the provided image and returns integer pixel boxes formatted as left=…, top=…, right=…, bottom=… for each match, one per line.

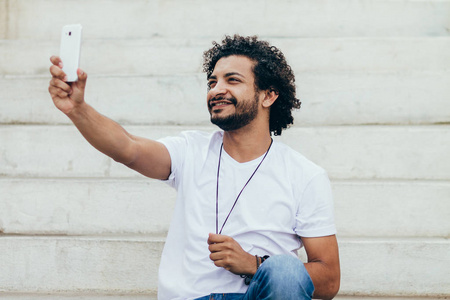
left=48, top=56, right=171, bottom=180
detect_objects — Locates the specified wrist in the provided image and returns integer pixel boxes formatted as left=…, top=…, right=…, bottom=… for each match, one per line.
left=245, top=253, right=259, bottom=276
left=240, top=255, right=270, bottom=285
left=67, top=101, right=89, bottom=121
left=255, top=255, right=261, bottom=274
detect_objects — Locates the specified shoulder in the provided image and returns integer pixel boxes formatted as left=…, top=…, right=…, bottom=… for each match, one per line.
left=179, top=130, right=222, bottom=143
left=159, top=130, right=222, bottom=148
left=158, top=130, right=224, bottom=167
left=270, top=140, right=326, bottom=180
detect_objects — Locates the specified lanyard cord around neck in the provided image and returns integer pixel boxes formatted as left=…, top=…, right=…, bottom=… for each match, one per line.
left=215, top=138, right=273, bottom=234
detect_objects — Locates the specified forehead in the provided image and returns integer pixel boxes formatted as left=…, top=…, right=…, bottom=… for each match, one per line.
left=211, top=55, right=256, bottom=78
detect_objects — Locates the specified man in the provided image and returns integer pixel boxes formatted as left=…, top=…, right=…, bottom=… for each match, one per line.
left=49, top=35, right=340, bottom=300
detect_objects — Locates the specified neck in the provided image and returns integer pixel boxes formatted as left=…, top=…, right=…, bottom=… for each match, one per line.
left=222, top=124, right=272, bottom=163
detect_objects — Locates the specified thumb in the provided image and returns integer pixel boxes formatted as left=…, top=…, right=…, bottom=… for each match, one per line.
left=76, top=68, right=88, bottom=89
left=208, top=233, right=225, bottom=244
left=207, top=233, right=217, bottom=244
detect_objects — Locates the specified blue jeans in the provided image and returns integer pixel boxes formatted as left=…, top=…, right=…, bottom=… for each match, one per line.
left=194, top=255, right=314, bottom=300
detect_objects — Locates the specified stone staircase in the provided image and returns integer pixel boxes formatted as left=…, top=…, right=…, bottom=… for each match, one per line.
left=1, top=0, right=449, bottom=299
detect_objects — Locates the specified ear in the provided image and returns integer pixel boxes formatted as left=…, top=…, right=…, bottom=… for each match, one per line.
left=262, top=87, right=279, bottom=108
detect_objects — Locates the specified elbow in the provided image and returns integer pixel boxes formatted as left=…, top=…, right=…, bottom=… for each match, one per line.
left=112, top=146, right=137, bottom=166
left=312, top=268, right=340, bottom=300
left=328, top=279, right=340, bottom=299
left=111, top=149, right=134, bottom=165
left=115, top=153, right=136, bottom=167
left=320, top=276, right=340, bottom=300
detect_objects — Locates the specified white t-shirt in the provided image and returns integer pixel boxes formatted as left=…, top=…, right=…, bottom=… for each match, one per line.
left=157, top=131, right=336, bottom=300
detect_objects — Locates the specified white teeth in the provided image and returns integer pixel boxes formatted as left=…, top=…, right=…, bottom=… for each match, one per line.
left=213, top=102, right=229, bottom=106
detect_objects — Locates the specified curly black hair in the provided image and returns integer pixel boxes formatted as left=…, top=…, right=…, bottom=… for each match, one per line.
left=203, top=35, right=301, bottom=136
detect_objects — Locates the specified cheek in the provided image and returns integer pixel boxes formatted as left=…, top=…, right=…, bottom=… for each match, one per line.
left=206, top=89, right=215, bottom=101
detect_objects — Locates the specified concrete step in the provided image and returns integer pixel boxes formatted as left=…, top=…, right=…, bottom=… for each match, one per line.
left=339, top=238, right=450, bottom=297
left=333, top=180, right=450, bottom=238
left=1, top=0, right=449, bottom=39
left=0, top=236, right=448, bottom=297
left=2, top=38, right=450, bottom=76
left=1, top=70, right=449, bottom=126
left=1, top=125, right=449, bottom=180
left=1, top=178, right=449, bottom=238
left=0, top=178, right=176, bottom=236
left=0, top=236, right=163, bottom=294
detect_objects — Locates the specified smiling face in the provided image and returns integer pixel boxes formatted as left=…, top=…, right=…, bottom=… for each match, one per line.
left=207, top=55, right=263, bottom=131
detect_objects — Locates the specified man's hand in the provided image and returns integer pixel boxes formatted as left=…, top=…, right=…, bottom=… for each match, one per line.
left=208, top=233, right=257, bottom=276
left=48, top=55, right=88, bottom=115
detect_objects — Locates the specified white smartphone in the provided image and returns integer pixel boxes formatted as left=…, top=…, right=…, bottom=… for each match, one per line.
left=59, top=24, right=82, bottom=82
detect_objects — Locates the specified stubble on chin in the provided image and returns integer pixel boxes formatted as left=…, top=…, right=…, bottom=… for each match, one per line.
left=210, top=107, right=257, bottom=132
left=208, top=93, right=260, bottom=131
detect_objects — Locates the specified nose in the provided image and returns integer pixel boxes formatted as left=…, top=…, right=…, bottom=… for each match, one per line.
left=208, top=80, right=227, bottom=100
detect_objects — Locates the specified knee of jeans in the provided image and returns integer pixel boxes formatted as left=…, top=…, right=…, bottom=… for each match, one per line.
left=255, top=255, right=314, bottom=296
left=263, top=254, right=301, bottom=269
left=258, top=255, right=310, bottom=283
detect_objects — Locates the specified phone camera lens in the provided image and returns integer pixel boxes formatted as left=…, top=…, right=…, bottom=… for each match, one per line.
left=69, top=32, right=72, bottom=36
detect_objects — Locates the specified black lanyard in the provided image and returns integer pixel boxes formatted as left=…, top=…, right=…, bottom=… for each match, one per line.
left=215, top=139, right=273, bottom=234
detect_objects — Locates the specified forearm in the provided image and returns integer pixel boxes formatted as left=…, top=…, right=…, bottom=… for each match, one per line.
left=304, top=261, right=340, bottom=299
left=67, top=102, right=136, bottom=164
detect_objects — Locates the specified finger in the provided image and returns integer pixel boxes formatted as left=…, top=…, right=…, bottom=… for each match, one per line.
left=48, top=83, right=70, bottom=98
left=209, top=252, right=224, bottom=262
left=208, top=243, right=222, bottom=253
left=208, top=233, right=228, bottom=244
left=55, top=89, right=69, bottom=98
left=211, top=258, right=232, bottom=271
left=50, top=65, right=67, bottom=80
left=49, top=84, right=71, bottom=97
left=212, top=259, right=224, bottom=268
left=49, top=78, right=71, bottom=93
left=50, top=55, right=63, bottom=68
left=75, top=68, right=88, bottom=90
left=207, top=233, right=216, bottom=245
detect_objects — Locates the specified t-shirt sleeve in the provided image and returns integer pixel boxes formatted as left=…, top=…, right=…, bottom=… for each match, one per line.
left=294, top=171, right=337, bottom=237
left=157, top=133, right=189, bottom=189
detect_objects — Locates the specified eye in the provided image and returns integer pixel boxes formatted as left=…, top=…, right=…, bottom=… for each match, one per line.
left=229, top=77, right=240, bottom=83
left=207, top=80, right=217, bottom=89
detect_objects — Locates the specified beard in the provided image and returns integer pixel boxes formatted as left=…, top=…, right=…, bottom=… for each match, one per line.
left=209, top=94, right=259, bottom=131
